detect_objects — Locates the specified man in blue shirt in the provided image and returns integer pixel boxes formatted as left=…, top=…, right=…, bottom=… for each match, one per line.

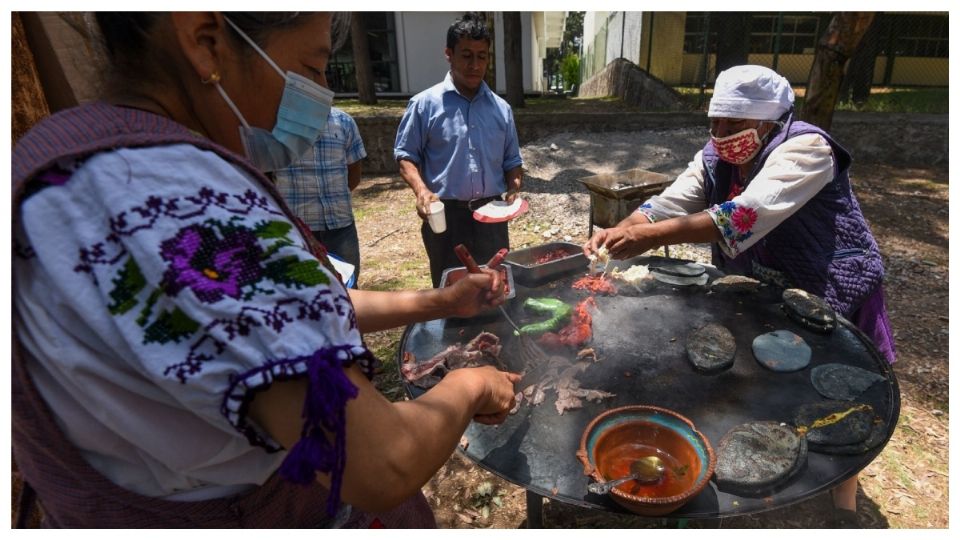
left=276, top=107, right=367, bottom=287
left=394, top=12, right=524, bottom=287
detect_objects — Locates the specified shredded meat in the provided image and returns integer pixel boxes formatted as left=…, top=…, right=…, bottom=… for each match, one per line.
left=516, top=353, right=615, bottom=415
left=573, top=274, right=617, bottom=295
left=401, top=331, right=504, bottom=388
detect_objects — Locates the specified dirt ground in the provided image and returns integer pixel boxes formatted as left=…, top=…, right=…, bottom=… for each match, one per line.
left=354, top=158, right=948, bottom=529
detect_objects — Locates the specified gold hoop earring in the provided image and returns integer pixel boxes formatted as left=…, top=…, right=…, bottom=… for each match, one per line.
left=201, top=72, right=221, bottom=85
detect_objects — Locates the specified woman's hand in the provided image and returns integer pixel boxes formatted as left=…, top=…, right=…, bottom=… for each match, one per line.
left=449, top=366, right=521, bottom=425
left=604, top=224, right=661, bottom=259
left=443, top=268, right=506, bottom=318
left=585, top=224, right=659, bottom=260
left=583, top=228, right=613, bottom=257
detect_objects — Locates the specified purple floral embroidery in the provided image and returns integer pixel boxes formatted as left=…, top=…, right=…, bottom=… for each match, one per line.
left=75, top=187, right=288, bottom=278
left=160, top=223, right=265, bottom=303
left=164, top=289, right=356, bottom=382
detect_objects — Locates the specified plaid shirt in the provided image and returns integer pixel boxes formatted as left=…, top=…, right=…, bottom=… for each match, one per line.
left=275, top=107, right=367, bottom=230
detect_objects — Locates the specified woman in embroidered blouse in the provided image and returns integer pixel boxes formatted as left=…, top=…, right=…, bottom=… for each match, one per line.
left=583, top=65, right=894, bottom=526
left=13, top=13, right=517, bottom=527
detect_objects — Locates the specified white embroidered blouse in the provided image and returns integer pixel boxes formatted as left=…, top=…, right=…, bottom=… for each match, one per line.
left=13, top=144, right=369, bottom=501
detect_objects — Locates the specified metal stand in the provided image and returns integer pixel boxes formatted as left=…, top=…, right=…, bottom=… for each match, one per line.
left=525, top=490, right=543, bottom=528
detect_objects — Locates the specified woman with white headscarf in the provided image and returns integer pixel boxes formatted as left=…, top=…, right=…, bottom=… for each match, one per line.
left=584, top=65, right=894, bottom=526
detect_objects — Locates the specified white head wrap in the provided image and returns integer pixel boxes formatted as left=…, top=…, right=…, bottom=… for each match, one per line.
left=708, top=65, right=795, bottom=121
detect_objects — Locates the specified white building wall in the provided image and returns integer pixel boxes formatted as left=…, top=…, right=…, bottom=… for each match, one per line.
left=394, top=12, right=458, bottom=94
left=529, top=13, right=541, bottom=93
left=396, top=12, right=538, bottom=95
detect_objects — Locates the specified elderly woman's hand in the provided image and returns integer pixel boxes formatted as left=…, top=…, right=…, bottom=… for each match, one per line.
left=604, top=224, right=661, bottom=259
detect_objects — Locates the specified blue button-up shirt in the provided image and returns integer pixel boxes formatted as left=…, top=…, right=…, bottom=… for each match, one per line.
left=393, top=72, right=523, bottom=201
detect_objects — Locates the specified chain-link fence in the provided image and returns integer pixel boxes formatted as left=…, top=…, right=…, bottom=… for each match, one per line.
left=581, top=11, right=948, bottom=110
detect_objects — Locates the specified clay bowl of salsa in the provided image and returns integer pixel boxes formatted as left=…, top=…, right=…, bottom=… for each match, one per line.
left=577, top=405, right=715, bottom=516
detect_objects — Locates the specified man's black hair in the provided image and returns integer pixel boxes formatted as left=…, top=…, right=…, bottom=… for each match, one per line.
left=446, top=12, right=491, bottom=50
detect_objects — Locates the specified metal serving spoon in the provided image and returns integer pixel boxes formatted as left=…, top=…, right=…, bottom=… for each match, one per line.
left=587, top=456, right=666, bottom=495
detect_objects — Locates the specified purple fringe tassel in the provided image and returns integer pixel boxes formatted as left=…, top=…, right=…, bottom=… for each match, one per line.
left=278, top=347, right=359, bottom=516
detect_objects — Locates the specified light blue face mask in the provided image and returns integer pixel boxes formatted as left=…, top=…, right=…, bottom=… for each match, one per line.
left=215, top=16, right=335, bottom=172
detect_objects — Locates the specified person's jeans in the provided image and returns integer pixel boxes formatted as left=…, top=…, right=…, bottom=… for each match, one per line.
left=312, top=222, right=360, bottom=288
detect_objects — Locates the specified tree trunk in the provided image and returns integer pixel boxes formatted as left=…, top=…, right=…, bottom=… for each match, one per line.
left=503, top=12, right=525, bottom=108
left=484, top=12, right=496, bottom=92
left=12, top=12, right=50, bottom=143
left=714, top=12, right=751, bottom=74
left=350, top=12, right=377, bottom=105
left=801, top=12, right=876, bottom=130
left=839, top=14, right=883, bottom=106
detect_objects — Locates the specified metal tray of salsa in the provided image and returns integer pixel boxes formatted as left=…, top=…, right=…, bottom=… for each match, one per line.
left=504, top=241, right=588, bottom=287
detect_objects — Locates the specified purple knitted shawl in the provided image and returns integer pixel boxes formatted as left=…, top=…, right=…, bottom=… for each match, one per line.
left=12, top=102, right=361, bottom=524
left=701, top=113, right=885, bottom=316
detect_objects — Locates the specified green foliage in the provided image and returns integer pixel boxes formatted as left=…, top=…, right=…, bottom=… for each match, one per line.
left=562, top=12, right=584, bottom=54
left=560, top=53, right=581, bottom=89
left=834, top=87, right=948, bottom=114
left=469, top=481, right=508, bottom=520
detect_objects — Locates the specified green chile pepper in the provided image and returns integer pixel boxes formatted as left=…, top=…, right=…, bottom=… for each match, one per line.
left=515, top=297, right=572, bottom=336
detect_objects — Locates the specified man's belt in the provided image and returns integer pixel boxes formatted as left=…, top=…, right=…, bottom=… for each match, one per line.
left=441, top=196, right=500, bottom=211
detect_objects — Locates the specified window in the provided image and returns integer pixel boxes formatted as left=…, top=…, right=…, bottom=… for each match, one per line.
left=749, top=14, right=820, bottom=54
left=888, top=14, right=948, bottom=58
left=325, top=12, right=400, bottom=93
left=683, top=13, right=718, bottom=53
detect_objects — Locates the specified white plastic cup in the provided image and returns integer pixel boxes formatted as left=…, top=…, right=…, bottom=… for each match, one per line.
left=426, top=201, right=446, bottom=233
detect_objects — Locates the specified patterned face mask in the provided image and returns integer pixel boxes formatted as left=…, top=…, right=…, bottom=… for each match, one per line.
left=710, top=128, right=763, bottom=165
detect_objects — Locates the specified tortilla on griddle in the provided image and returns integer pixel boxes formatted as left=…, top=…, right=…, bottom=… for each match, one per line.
left=794, top=401, right=874, bottom=448
left=653, top=262, right=707, bottom=277
left=752, top=330, right=811, bottom=372
left=814, top=415, right=887, bottom=455
left=686, top=323, right=737, bottom=374
left=811, top=363, right=886, bottom=401
left=782, top=288, right=836, bottom=333
left=715, top=421, right=807, bottom=497
left=650, top=269, right=710, bottom=287
left=710, top=274, right=761, bottom=293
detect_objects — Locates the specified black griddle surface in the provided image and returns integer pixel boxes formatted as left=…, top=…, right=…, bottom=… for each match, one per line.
left=397, top=256, right=899, bottom=518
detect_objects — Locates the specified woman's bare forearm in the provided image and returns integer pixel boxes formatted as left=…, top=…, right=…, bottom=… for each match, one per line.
left=348, top=288, right=448, bottom=333
left=643, top=211, right=722, bottom=245
left=249, top=365, right=492, bottom=513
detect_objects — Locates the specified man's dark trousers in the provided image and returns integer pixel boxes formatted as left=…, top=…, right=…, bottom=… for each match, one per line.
left=421, top=199, right=509, bottom=288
